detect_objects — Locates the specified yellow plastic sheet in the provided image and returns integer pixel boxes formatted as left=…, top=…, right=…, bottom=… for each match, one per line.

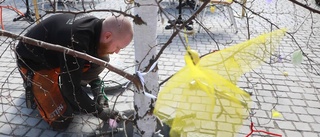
left=154, top=29, right=286, bottom=136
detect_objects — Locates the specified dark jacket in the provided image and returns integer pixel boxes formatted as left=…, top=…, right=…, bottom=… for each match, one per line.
left=16, top=13, right=103, bottom=113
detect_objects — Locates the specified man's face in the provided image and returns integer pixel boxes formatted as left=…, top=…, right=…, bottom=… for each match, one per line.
left=98, top=37, right=131, bottom=58
left=105, top=40, right=126, bottom=54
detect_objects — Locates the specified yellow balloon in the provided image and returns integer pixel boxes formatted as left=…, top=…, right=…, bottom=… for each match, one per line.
left=272, top=109, right=282, bottom=118
left=210, top=6, right=216, bottom=13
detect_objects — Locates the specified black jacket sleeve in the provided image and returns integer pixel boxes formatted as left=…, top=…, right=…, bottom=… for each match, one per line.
left=58, top=31, right=98, bottom=113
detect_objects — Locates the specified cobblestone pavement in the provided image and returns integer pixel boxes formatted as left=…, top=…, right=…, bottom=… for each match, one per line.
left=1, top=0, right=320, bottom=136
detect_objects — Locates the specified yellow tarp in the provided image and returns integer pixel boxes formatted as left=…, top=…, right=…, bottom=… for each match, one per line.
left=154, top=29, right=286, bottom=137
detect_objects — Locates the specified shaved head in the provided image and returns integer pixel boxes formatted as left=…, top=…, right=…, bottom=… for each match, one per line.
left=102, top=15, right=133, bottom=41
left=98, top=15, right=133, bottom=57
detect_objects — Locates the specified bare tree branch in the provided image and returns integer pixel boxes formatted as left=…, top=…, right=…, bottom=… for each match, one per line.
left=287, top=0, right=320, bottom=14
left=45, top=9, right=147, bottom=25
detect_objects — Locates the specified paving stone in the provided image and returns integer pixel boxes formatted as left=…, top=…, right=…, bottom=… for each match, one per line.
left=300, top=76, right=313, bottom=82
left=256, top=90, right=273, bottom=97
left=13, top=125, right=30, bottom=136
left=275, top=121, right=296, bottom=130
left=284, top=80, right=298, bottom=87
left=264, top=74, right=276, bottom=80
left=237, top=123, right=251, bottom=134
left=267, top=128, right=285, bottom=137
left=302, top=131, right=319, bottom=137
left=291, top=106, right=308, bottom=114
left=289, top=86, right=305, bottom=93
left=0, top=113, right=15, bottom=123
left=281, top=112, right=299, bottom=121
left=20, top=108, right=34, bottom=115
left=9, top=90, right=24, bottom=98
left=113, top=102, right=134, bottom=112
left=0, top=104, right=10, bottom=112
left=298, top=114, right=316, bottom=123
left=263, top=96, right=277, bottom=103
left=236, top=133, right=248, bottom=137
left=293, top=122, right=312, bottom=131
left=0, top=123, right=16, bottom=135
left=191, top=103, right=207, bottom=111
left=310, top=123, right=320, bottom=132
left=287, top=92, right=303, bottom=99
left=55, top=132, right=75, bottom=137
left=259, top=102, right=274, bottom=111
left=81, top=123, right=98, bottom=133
left=0, top=134, right=12, bottom=137
left=36, top=120, right=51, bottom=129
left=313, top=116, right=320, bottom=123
left=306, top=100, right=320, bottom=108
left=275, top=105, right=292, bottom=113
left=306, top=108, right=320, bottom=116
left=262, top=84, right=277, bottom=91
left=251, top=96, right=264, bottom=102
left=303, top=94, right=319, bottom=101
left=291, top=99, right=307, bottom=107
left=12, top=97, right=25, bottom=107
left=11, top=115, right=27, bottom=125
left=25, top=117, right=41, bottom=127
left=65, top=123, right=84, bottom=133
left=188, top=95, right=203, bottom=103
left=273, top=91, right=289, bottom=98
left=272, top=79, right=290, bottom=86
left=284, top=130, right=303, bottom=137
left=277, top=98, right=293, bottom=105
left=250, top=101, right=260, bottom=109
left=25, top=128, right=42, bottom=137
left=40, top=130, right=58, bottom=137
left=6, top=106, right=21, bottom=114
left=256, top=118, right=275, bottom=128
left=252, top=109, right=269, bottom=118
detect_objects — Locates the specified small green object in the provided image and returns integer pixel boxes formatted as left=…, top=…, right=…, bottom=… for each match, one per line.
left=100, top=81, right=109, bottom=101
left=292, top=50, right=303, bottom=66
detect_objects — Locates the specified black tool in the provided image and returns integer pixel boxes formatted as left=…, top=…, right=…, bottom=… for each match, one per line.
left=176, top=0, right=196, bottom=9
left=165, top=0, right=193, bottom=30
left=13, top=0, right=34, bottom=22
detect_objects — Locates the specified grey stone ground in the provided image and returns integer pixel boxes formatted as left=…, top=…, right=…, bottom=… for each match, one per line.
left=0, top=0, right=320, bottom=136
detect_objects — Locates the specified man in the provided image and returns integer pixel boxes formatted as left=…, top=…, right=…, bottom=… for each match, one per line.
left=15, top=13, right=133, bottom=130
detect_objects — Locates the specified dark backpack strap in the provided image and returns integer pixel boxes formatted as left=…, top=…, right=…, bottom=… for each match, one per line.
left=24, top=69, right=37, bottom=109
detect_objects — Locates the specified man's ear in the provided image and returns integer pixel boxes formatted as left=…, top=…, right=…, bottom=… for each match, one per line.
left=102, top=32, right=112, bottom=43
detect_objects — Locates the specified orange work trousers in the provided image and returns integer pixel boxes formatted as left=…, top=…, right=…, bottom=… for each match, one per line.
left=19, top=67, right=73, bottom=130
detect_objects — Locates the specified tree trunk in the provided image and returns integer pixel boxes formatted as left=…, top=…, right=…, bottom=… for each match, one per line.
left=133, top=0, right=159, bottom=137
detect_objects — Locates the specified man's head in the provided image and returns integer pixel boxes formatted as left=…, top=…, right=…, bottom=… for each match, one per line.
left=98, top=15, right=133, bottom=58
